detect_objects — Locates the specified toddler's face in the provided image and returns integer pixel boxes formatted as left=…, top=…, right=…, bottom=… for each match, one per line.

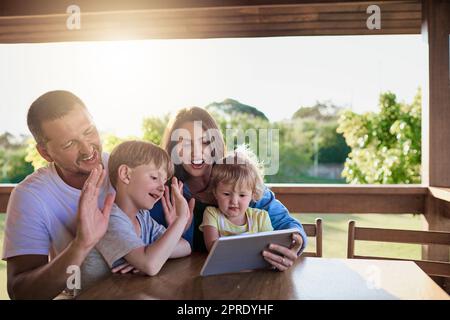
left=127, top=163, right=167, bottom=210
left=215, top=182, right=253, bottom=219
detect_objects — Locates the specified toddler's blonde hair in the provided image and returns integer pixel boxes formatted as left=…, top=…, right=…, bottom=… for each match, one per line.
left=210, top=146, right=264, bottom=201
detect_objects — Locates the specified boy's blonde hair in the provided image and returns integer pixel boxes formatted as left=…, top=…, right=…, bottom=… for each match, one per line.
left=210, top=146, right=265, bottom=201
left=108, top=140, right=174, bottom=189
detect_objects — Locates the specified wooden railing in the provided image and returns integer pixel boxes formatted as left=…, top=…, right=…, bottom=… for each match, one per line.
left=0, top=184, right=14, bottom=213
left=0, top=183, right=428, bottom=214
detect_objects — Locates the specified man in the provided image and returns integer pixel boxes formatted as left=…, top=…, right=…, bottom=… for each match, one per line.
left=2, top=90, right=115, bottom=299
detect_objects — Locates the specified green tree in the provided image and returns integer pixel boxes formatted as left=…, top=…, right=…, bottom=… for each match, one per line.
left=206, top=98, right=269, bottom=121
left=102, top=133, right=140, bottom=153
left=142, top=114, right=170, bottom=145
left=292, top=101, right=350, bottom=166
left=25, top=138, right=47, bottom=170
left=0, top=134, right=35, bottom=182
left=266, top=119, right=314, bottom=182
left=337, top=89, right=421, bottom=184
left=209, top=107, right=314, bottom=183
left=1, top=148, right=34, bottom=183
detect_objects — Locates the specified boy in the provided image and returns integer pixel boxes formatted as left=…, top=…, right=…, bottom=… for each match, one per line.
left=80, top=140, right=192, bottom=291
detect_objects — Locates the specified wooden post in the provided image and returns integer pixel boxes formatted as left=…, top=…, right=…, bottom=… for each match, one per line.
left=421, top=0, right=450, bottom=290
left=347, top=220, right=355, bottom=258
left=422, top=0, right=450, bottom=187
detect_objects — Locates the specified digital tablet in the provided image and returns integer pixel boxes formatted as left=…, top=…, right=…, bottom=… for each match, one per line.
left=200, top=228, right=299, bottom=276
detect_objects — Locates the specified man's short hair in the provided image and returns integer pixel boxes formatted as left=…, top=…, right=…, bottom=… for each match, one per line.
left=108, top=140, right=174, bottom=189
left=27, top=90, right=86, bottom=145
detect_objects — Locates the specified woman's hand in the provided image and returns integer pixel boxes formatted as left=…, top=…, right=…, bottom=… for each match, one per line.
left=262, top=233, right=303, bottom=271
left=162, top=177, right=194, bottom=231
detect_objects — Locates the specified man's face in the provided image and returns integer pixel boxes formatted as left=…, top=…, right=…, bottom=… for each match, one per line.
left=38, top=106, right=102, bottom=178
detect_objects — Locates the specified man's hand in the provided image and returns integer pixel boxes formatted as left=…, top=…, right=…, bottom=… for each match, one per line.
left=75, top=164, right=115, bottom=250
left=262, top=233, right=303, bottom=271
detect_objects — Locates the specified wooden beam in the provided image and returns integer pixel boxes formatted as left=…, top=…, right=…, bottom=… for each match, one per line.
left=0, top=1, right=422, bottom=16
left=0, top=1, right=421, bottom=43
left=269, top=184, right=426, bottom=213
left=354, top=226, right=450, bottom=245
left=428, top=187, right=450, bottom=203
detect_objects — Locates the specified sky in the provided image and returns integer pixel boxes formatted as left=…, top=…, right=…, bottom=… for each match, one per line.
left=0, top=35, right=427, bottom=138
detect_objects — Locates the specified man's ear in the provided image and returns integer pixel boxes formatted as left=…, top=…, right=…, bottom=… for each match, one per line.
left=118, top=164, right=131, bottom=185
left=36, top=143, right=53, bottom=163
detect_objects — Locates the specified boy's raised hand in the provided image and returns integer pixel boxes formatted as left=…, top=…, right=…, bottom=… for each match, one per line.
left=171, top=177, right=189, bottom=220
left=161, top=177, right=194, bottom=232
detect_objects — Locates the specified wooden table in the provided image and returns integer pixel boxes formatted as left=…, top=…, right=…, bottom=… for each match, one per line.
left=77, top=253, right=449, bottom=300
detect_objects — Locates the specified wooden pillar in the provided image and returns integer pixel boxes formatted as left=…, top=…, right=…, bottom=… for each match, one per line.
left=421, top=0, right=450, bottom=290
left=422, top=0, right=450, bottom=187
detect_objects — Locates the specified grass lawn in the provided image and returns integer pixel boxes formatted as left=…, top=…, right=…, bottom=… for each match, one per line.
left=0, top=212, right=424, bottom=300
left=294, top=213, right=423, bottom=259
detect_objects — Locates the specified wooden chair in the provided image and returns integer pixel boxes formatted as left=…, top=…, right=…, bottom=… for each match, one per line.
left=301, top=218, right=323, bottom=257
left=347, top=220, right=450, bottom=279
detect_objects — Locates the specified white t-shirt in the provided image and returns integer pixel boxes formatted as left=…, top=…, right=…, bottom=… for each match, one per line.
left=2, top=153, right=114, bottom=261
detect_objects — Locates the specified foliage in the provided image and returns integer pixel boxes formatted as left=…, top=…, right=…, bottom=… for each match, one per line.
left=206, top=98, right=269, bottom=121
left=142, top=114, right=170, bottom=146
left=0, top=134, right=35, bottom=182
left=102, top=133, right=140, bottom=153
left=292, top=102, right=350, bottom=164
left=24, top=138, right=47, bottom=170
left=337, top=89, right=421, bottom=184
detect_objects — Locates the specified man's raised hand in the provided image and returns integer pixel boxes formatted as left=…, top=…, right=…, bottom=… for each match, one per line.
left=75, top=164, right=115, bottom=250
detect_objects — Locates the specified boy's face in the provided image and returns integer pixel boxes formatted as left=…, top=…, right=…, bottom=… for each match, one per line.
left=126, top=163, right=167, bottom=211
left=215, top=181, right=253, bottom=219
left=38, top=107, right=102, bottom=178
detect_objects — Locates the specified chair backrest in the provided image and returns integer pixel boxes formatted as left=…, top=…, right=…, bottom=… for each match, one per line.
left=301, top=218, right=323, bottom=257
left=347, top=220, right=450, bottom=278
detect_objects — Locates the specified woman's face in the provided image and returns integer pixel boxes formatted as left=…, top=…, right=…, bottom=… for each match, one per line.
left=175, top=121, right=214, bottom=179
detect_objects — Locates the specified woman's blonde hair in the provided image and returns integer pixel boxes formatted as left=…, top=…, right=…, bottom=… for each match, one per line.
left=210, top=146, right=265, bottom=201
left=161, top=107, right=225, bottom=182
left=108, top=140, right=174, bottom=189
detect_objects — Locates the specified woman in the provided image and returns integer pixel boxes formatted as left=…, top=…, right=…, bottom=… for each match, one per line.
left=151, top=107, right=307, bottom=271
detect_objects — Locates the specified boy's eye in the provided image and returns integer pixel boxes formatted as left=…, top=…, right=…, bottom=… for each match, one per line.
left=223, top=192, right=230, bottom=196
